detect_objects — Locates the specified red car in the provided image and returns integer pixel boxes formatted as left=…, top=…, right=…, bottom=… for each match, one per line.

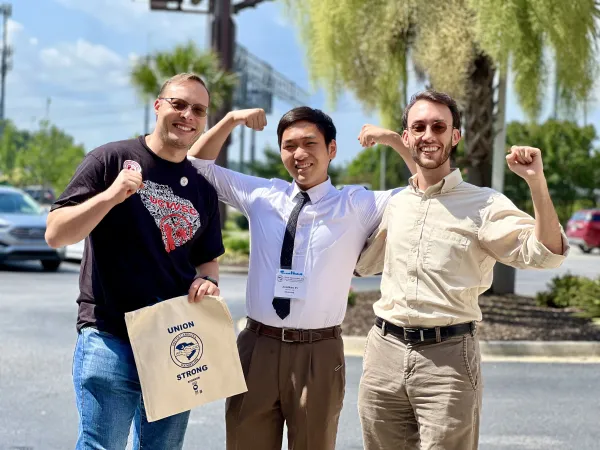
left=566, top=209, right=600, bottom=253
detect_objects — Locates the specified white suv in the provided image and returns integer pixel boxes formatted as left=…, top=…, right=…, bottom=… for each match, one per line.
left=0, top=186, right=65, bottom=271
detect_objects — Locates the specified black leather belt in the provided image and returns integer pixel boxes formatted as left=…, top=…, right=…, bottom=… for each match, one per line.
left=375, top=317, right=475, bottom=344
left=246, top=318, right=342, bottom=343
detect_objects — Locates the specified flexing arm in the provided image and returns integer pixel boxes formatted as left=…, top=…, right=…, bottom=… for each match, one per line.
left=506, top=146, right=563, bottom=254
left=45, top=169, right=143, bottom=248
left=188, top=109, right=267, bottom=160
left=358, top=124, right=417, bottom=175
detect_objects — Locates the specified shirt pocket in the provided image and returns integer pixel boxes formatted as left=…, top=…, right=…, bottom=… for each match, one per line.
left=423, top=228, right=470, bottom=273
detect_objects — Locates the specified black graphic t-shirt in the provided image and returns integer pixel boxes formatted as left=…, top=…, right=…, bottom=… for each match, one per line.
left=52, top=136, right=225, bottom=339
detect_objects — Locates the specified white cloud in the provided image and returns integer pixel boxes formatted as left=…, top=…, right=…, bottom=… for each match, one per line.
left=37, top=39, right=128, bottom=92
left=54, top=0, right=209, bottom=44
left=29, top=37, right=38, bottom=46
left=6, top=19, right=23, bottom=44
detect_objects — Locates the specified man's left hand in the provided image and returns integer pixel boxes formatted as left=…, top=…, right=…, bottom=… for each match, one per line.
left=506, top=146, right=544, bottom=182
left=188, top=278, right=220, bottom=303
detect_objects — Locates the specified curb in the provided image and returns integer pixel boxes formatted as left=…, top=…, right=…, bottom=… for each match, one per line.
left=220, top=265, right=249, bottom=274
left=236, top=319, right=600, bottom=363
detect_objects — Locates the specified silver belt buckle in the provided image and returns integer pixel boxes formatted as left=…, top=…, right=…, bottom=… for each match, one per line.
left=281, top=328, right=294, bottom=343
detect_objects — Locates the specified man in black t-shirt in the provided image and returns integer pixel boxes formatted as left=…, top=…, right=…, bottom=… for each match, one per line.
left=46, top=73, right=224, bottom=450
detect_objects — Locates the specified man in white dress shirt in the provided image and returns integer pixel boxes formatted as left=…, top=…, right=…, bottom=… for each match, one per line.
left=187, top=106, right=415, bottom=450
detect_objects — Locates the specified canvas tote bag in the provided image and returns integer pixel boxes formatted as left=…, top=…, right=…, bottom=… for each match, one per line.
left=125, top=295, right=247, bottom=422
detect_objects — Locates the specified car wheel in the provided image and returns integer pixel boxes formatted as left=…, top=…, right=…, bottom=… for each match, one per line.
left=41, top=260, right=61, bottom=271
left=579, top=244, right=592, bottom=254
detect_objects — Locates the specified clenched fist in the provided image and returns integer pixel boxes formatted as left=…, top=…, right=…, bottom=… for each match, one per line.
left=506, top=146, right=545, bottom=182
left=358, top=124, right=400, bottom=148
left=105, top=169, right=143, bottom=205
left=230, top=108, right=267, bottom=131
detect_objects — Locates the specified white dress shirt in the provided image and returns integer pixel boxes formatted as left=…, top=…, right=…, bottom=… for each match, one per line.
left=189, top=157, right=398, bottom=329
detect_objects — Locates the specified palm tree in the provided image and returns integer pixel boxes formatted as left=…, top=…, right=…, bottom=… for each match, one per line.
left=286, top=0, right=599, bottom=187
left=130, top=40, right=238, bottom=129
left=131, top=41, right=238, bottom=227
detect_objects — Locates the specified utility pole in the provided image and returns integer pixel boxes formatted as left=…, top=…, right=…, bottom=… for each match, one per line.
left=490, top=69, right=515, bottom=295
left=144, top=54, right=151, bottom=135
left=148, top=0, right=273, bottom=225
left=0, top=3, right=12, bottom=124
left=210, top=0, right=234, bottom=173
left=379, top=146, right=386, bottom=190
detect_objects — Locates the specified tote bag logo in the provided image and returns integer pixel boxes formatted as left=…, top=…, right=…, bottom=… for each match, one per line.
left=170, top=332, right=203, bottom=368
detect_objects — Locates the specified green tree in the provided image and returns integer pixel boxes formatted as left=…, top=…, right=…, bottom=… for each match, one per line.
left=14, top=121, right=86, bottom=194
left=344, top=145, right=410, bottom=189
left=130, top=41, right=238, bottom=115
left=286, top=0, right=599, bottom=188
left=249, top=144, right=343, bottom=186
left=0, top=120, right=32, bottom=184
left=504, top=120, right=599, bottom=224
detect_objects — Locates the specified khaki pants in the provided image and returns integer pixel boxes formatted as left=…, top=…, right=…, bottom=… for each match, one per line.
left=358, top=325, right=483, bottom=450
left=226, top=324, right=346, bottom=450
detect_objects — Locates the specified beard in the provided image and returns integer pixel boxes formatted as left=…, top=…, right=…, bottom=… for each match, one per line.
left=159, top=121, right=201, bottom=151
left=410, top=138, right=453, bottom=170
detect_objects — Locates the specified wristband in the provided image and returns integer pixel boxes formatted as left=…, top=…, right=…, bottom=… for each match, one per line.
left=194, top=274, right=219, bottom=287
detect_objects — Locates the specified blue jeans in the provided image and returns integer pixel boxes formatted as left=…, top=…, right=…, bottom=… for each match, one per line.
left=73, top=327, right=190, bottom=450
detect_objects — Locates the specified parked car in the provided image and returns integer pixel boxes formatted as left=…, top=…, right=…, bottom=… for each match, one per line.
left=566, top=209, right=600, bottom=254
left=23, top=185, right=56, bottom=209
left=65, top=239, right=85, bottom=262
left=0, top=186, right=65, bottom=270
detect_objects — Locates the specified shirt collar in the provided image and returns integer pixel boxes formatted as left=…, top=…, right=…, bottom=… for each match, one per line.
left=290, top=177, right=334, bottom=203
left=408, top=168, right=463, bottom=196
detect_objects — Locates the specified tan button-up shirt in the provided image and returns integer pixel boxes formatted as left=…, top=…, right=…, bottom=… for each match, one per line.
left=355, top=169, right=569, bottom=328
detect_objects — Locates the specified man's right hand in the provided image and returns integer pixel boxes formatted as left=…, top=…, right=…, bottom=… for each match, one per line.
left=103, top=169, right=143, bottom=205
left=358, top=124, right=400, bottom=148
left=230, top=109, right=267, bottom=131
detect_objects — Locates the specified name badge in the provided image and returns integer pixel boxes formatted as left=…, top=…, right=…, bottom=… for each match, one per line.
left=274, top=269, right=307, bottom=299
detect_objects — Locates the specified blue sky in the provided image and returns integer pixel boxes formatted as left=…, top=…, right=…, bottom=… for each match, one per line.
left=7, top=0, right=600, bottom=166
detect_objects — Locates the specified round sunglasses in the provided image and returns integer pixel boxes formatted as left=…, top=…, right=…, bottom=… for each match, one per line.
left=159, top=97, right=208, bottom=118
left=409, top=121, right=453, bottom=138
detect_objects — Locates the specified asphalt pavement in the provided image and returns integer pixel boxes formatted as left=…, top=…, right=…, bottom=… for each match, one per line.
left=1, top=250, right=599, bottom=449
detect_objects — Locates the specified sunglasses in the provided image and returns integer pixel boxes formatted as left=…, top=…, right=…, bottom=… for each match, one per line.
left=409, top=121, right=452, bottom=138
left=159, top=97, right=208, bottom=118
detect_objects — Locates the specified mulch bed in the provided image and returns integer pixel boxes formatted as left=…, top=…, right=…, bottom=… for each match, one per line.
left=343, top=291, right=600, bottom=341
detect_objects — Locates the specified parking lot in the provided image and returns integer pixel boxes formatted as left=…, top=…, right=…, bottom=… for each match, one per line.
left=1, top=248, right=600, bottom=449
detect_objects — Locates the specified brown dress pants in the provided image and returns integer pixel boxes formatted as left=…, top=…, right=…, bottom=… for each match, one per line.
left=225, top=322, right=346, bottom=450
left=358, top=325, right=483, bottom=450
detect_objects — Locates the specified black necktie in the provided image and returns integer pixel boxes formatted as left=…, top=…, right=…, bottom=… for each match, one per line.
left=273, top=192, right=311, bottom=319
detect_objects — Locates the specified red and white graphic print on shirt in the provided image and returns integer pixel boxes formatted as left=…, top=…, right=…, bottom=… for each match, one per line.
left=138, top=180, right=201, bottom=253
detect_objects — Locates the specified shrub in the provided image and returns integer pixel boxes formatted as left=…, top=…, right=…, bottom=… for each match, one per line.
left=535, top=273, right=585, bottom=308
left=224, top=236, right=250, bottom=255
left=225, top=212, right=249, bottom=231
left=347, top=287, right=357, bottom=307
left=572, top=278, right=600, bottom=318
left=234, top=214, right=249, bottom=230
left=535, top=273, right=600, bottom=318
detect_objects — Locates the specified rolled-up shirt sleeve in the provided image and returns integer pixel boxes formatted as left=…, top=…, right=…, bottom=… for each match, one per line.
left=478, top=193, right=569, bottom=269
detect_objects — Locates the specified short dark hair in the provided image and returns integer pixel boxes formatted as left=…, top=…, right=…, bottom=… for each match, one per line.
left=402, top=90, right=461, bottom=131
left=277, top=107, right=337, bottom=148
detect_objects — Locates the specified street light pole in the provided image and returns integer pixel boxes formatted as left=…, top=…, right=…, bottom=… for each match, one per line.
left=0, top=3, right=12, bottom=124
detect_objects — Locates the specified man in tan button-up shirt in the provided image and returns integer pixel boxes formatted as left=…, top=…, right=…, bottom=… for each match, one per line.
left=354, top=90, right=568, bottom=450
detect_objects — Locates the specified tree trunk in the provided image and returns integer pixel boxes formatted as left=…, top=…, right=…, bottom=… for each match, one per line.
left=465, top=54, right=516, bottom=295
left=464, top=54, right=495, bottom=188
